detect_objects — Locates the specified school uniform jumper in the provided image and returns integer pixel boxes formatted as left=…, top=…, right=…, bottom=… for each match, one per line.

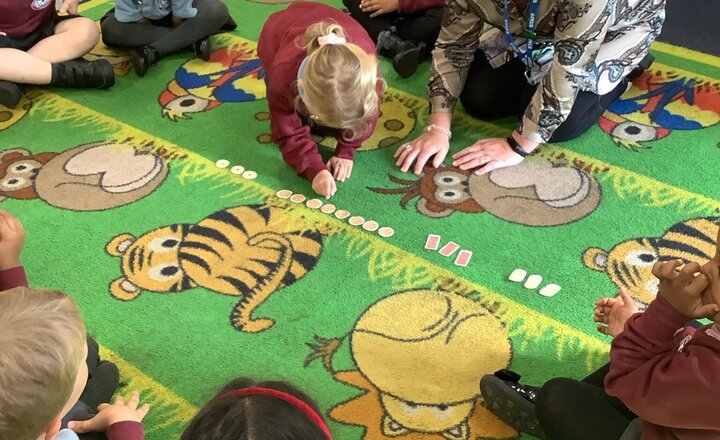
left=258, top=1, right=380, bottom=182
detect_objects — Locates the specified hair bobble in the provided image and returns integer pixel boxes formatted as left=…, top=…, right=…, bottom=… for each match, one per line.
left=317, top=33, right=346, bottom=46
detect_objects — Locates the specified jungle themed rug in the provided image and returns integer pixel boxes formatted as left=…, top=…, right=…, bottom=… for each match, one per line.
left=2, top=0, right=719, bottom=438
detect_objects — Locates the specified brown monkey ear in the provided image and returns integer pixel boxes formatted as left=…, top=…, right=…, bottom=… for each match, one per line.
left=417, top=198, right=455, bottom=218
left=0, top=148, right=31, bottom=163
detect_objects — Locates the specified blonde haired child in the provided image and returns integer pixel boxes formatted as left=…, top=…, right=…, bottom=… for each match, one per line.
left=0, top=287, right=148, bottom=440
left=258, top=1, right=384, bottom=198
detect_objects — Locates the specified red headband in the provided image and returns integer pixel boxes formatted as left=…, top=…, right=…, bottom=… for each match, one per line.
left=221, top=387, right=333, bottom=440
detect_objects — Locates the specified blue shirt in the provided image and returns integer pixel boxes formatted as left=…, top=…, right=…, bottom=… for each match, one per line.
left=115, top=0, right=197, bottom=22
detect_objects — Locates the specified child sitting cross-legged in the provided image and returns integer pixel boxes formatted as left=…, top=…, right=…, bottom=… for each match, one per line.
left=0, top=286, right=149, bottom=440
left=478, top=224, right=720, bottom=439
left=0, top=0, right=115, bottom=109
left=180, top=378, right=332, bottom=440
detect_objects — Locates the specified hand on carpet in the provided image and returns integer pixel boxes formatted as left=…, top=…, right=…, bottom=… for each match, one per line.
left=69, top=391, right=149, bottom=433
left=394, top=130, right=449, bottom=175
left=453, top=137, right=525, bottom=175
left=0, top=209, right=25, bottom=271
left=654, top=259, right=719, bottom=319
left=328, top=156, right=353, bottom=182
left=594, top=288, right=639, bottom=338
left=312, top=170, right=337, bottom=199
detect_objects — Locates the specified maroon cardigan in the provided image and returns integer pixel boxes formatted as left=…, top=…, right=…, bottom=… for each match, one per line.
left=397, top=0, right=444, bottom=13
left=0, top=0, right=56, bottom=37
left=0, top=266, right=145, bottom=440
left=606, top=295, right=720, bottom=439
left=257, top=1, right=380, bottom=181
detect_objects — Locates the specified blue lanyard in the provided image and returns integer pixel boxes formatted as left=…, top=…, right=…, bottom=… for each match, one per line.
left=502, top=0, right=540, bottom=70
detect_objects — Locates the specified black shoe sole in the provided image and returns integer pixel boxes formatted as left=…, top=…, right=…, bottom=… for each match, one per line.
left=92, top=60, right=116, bottom=89
left=0, top=81, right=23, bottom=109
left=393, top=47, right=422, bottom=78
left=129, top=49, right=149, bottom=77
left=195, top=37, right=212, bottom=61
left=480, top=375, right=547, bottom=439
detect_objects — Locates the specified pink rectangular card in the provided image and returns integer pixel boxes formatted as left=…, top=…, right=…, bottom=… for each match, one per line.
left=454, top=250, right=472, bottom=267
left=438, top=241, right=459, bottom=257
left=425, top=234, right=441, bottom=250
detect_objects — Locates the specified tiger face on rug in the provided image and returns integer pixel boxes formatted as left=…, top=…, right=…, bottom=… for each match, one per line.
left=105, top=204, right=324, bottom=333
left=583, top=216, right=720, bottom=307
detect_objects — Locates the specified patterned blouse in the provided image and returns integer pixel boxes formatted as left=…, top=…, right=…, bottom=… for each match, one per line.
left=429, top=0, right=666, bottom=143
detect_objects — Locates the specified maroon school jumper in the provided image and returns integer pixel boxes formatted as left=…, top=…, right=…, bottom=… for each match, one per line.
left=0, top=267, right=146, bottom=440
left=257, top=1, right=380, bottom=182
left=605, top=296, right=720, bottom=440
left=397, top=0, right=444, bottom=14
left=0, top=0, right=55, bottom=37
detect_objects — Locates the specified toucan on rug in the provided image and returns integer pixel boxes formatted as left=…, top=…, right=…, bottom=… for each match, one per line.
left=3, top=1, right=719, bottom=438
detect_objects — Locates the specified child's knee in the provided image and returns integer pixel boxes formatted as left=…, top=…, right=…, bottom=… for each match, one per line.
left=200, top=0, right=229, bottom=25
left=70, top=17, right=101, bottom=47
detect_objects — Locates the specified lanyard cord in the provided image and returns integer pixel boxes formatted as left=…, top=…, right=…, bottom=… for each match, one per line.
left=502, top=0, right=540, bottom=70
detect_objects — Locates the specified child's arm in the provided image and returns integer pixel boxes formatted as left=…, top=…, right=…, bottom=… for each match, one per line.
left=605, top=260, right=720, bottom=430
left=396, top=0, right=444, bottom=13
left=170, top=0, right=197, bottom=21
left=0, top=210, right=27, bottom=290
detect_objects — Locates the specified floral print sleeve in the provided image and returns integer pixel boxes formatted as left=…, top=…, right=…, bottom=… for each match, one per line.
left=428, top=0, right=486, bottom=114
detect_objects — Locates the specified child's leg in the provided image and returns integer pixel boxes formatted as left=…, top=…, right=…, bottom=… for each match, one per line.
left=395, top=8, right=442, bottom=53
left=0, top=49, right=52, bottom=84
left=535, top=377, right=635, bottom=440
left=148, top=0, right=230, bottom=57
left=101, top=14, right=173, bottom=48
left=341, top=0, right=395, bottom=42
left=27, top=17, right=100, bottom=63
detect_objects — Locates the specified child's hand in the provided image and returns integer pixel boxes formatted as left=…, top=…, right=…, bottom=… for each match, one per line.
left=312, top=170, right=337, bottom=199
left=653, top=259, right=720, bottom=319
left=0, top=210, right=25, bottom=270
left=360, top=0, right=399, bottom=16
left=327, top=157, right=353, bottom=182
left=69, top=392, right=150, bottom=433
left=58, top=0, right=79, bottom=15
left=594, top=288, right=639, bottom=338
left=172, top=15, right=184, bottom=27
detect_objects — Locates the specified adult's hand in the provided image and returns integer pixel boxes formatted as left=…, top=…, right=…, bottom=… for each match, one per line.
left=394, top=130, right=450, bottom=175
left=453, top=137, right=525, bottom=175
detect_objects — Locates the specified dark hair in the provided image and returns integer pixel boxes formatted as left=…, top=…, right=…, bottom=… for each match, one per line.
left=180, top=378, right=329, bottom=440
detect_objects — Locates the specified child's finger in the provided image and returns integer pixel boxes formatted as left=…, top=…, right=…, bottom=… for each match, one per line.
left=596, top=324, right=607, bottom=335
left=115, top=395, right=125, bottom=405
left=138, top=403, right=151, bottom=420
left=679, top=262, right=702, bottom=282
left=687, top=273, right=709, bottom=297
left=96, top=403, right=109, bottom=412
left=127, top=391, right=140, bottom=409
left=695, top=303, right=720, bottom=319
left=618, top=288, right=634, bottom=306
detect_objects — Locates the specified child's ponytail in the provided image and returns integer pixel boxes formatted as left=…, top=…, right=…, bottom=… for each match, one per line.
left=303, top=21, right=347, bottom=53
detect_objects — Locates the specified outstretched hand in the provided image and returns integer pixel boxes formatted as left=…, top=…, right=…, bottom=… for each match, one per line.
left=0, top=209, right=25, bottom=270
left=69, top=392, right=149, bottom=433
left=394, top=130, right=449, bottom=175
left=593, top=288, right=639, bottom=338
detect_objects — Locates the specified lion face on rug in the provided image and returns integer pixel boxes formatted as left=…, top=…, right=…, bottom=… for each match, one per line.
left=583, top=217, right=719, bottom=307
left=105, top=204, right=324, bottom=333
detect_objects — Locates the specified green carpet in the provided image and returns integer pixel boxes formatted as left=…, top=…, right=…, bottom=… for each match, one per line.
left=3, top=1, right=720, bottom=438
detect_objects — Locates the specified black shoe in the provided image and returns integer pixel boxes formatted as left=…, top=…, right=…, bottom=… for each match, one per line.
left=193, top=36, right=212, bottom=61
left=393, top=42, right=425, bottom=78
left=0, top=80, right=23, bottom=109
left=376, top=27, right=415, bottom=59
left=50, top=59, right=115, bottom=89
left=80, top=361, right=120, bottom=409
left=480, top=371, right=546, bottom=439
left=129, top=46, right=159, bottom=77
left=627, top=53, right=655, bottom=81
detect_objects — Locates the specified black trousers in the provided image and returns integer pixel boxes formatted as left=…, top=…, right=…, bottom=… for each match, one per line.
left=536, top=363, right=637, bottom=440
left=100, top=0, right=235, bottom=57
left=459, top=51, right=629, bottom=142
left=342, top=0, right=442, bottom=49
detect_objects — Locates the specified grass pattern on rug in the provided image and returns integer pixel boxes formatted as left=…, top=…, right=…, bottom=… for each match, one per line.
left=1, top=1, right=719, bottom=438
